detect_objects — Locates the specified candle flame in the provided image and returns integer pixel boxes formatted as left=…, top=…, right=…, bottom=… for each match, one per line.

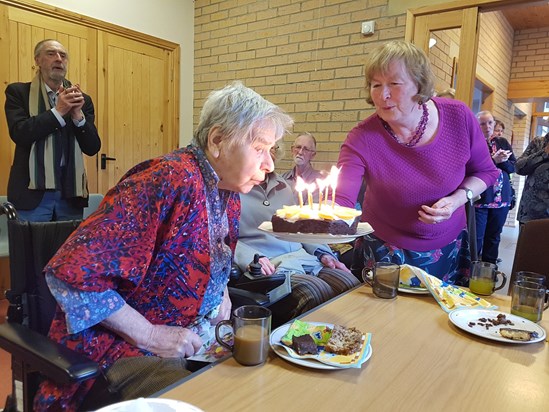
left=329, top=166, right=341, bottom=188
left=295, top=176, right=307, bottom=192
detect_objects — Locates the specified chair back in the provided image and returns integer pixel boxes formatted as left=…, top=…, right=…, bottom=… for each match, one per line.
left=83, top=193, right=104, bottom=219
left=0, top=196, right=10, bottom=257
left=509, top=219, right=549, bottom=292
left=3, top=206, right=81, bottom=334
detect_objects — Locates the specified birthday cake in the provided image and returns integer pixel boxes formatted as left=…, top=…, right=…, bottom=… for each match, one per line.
left=271, top=204, right=362, bottom=235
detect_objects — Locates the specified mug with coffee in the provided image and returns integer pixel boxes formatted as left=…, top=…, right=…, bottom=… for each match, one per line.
left=215, top=305, right=271, bottom=366
left=510, top=280, right=549, bottom=322
left=469, top=261, right=506, bottom=296
left=362, top=262, right=400, bottom=299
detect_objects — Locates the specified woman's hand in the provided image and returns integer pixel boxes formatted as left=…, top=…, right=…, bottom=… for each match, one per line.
left=144, top=324, right=203, bottom=358
left=320, top=254, right=351, bottom=273
left=418, top=192, right=462, bottom=225
left=492, top=149, right=511, bottom=164
left=101, top=303, right=202, bottom=358
left=256, top=256, right=276, bottom=275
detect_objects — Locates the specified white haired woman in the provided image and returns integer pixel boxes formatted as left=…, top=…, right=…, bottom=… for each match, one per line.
left=35, top=81, right=294, bottom=411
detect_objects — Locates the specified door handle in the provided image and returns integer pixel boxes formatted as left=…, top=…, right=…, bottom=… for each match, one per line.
left=101, top=153, right=116, bottom=170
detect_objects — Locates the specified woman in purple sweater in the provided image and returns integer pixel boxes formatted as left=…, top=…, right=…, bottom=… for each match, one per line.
left=336, top=41, right=499, bottom=285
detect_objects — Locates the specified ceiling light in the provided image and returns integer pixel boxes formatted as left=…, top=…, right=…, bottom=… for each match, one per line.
left=429, top=38, right=437, bottom=48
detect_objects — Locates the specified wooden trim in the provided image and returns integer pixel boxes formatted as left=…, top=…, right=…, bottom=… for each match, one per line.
left=409, top=0, right=538, bottom=16
left=508, top=79, right=549, bottom=101
left=1, top=0, right=178, bottom=50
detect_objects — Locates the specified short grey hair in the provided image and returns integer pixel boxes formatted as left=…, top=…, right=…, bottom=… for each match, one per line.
left=476, top=110, right=493, bottom=120
left=193, top=81, right=294, bottom=150
left=294, top=132, right=317, bottom=150
left=34, top=39, right=68, bottom=59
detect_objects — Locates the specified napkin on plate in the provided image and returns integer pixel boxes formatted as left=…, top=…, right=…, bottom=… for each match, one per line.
left=412, top=266, right=497, bottom=313
left=399, top=264, right=427, bottom=289
left=279, top=319, right=372, bottom=368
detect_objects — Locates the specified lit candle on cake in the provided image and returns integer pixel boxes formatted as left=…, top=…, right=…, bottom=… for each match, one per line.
left=316, top=178, right=326, bottom=211
left=307, top=182, right=316, bottom=210
left=329, top=166, right=340, bottom=209
left=295, top=177, right=306, bottom=208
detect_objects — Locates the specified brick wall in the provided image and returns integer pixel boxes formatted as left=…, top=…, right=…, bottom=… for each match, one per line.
left=194, top=2, right=543, bottom=227
left=194, top=0, right=406, bottom=172
left=510, top=26, right=549, bottom=80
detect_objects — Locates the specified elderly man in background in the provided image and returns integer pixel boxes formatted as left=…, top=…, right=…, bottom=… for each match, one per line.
left=4, top=39, right=101, bottom=221
left=282, top=132, right=326, bottom=186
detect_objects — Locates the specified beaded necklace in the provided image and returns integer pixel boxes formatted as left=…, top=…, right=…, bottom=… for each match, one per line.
left=380, top=102, right=429, bottom=147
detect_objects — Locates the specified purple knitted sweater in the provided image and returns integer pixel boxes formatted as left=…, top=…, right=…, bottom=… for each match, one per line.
left=337, top=97, right=499, bottom=251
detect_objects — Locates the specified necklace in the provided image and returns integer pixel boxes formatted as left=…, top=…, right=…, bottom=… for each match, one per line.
left=380, top=102, right=429, bottom=147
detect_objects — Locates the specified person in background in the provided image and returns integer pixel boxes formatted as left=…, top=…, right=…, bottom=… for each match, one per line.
left=516, top=133, right=549, bottom=225
left=282, top=132, right=326, bottom=186
left=4, top=39, right=101, bottom=221
left=235, top=144, right=359, bottom=325
left=34, top=81, right=293, bottom=411
left=336, top=41, right=499, bottom=285
left=475, top=111, right=516, bottom=264
left=492, top=119, right=505, bottom=138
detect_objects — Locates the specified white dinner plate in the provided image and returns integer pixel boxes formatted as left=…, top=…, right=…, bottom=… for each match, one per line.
left=448, top=309, right=546, bottom=344
left=269, top=322, right=373, bottom=370
left=398, top=286, right=430, bottom=295
left=258, top=221, right=373, bottom=244
left=95, top=398, right=204, bottom=411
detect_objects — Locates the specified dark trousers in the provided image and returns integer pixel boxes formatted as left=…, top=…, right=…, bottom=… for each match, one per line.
left=475, top=206, right=510, bottom=264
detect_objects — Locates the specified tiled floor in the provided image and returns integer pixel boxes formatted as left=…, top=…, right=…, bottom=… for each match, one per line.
left=495, top=224, right=520, bottom=295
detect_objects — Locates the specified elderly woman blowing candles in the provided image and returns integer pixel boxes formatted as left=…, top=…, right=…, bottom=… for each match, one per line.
left=34, top=81, right=294, bottom=411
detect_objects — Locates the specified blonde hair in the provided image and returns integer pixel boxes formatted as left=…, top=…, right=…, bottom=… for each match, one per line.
left=364, top=41, right=435, bottom=105
left=437, top=88, right=455, bottom=99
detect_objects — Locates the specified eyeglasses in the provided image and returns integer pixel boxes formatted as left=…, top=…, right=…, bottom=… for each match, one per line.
left=291, top=145, right=315, bottom=154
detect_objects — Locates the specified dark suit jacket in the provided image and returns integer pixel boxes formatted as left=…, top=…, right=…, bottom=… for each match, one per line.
left=4, top=82, right=101, bottom=210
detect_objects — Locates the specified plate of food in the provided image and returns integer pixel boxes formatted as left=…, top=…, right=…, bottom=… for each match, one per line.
left=258, top=221, right=373, bottom=244
left=269, top=319, right=372, bottom=370
left=449, top=309, right=546, bottom=344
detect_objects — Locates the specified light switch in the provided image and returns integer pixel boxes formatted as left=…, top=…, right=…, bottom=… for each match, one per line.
left=361, top=21, right=375, bottom=35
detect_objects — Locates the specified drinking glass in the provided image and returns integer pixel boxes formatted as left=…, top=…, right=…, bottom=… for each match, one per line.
left=215, top=305, right=271, bottom=366
left=515, top=271, right=546, bottom=286
left=510, top=280, right=549, bottom=322
left=469, top=261, right=506, bottom=296
left=362, top=262, right=400, bottom=299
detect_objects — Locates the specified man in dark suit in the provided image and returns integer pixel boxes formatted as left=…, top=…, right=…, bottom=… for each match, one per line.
left=4, top=39, right=101, bottom=221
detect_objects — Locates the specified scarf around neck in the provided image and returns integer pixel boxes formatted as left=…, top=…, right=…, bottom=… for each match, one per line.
left=28, top=73, right=88, bottom=198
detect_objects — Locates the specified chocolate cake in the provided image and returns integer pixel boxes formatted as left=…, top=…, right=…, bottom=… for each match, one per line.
left=271, top=203, right=362, bottom=235
left=292, top=334, right=318, bottom=355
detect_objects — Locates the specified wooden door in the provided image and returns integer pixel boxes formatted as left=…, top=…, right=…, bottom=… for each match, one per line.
left=97, top=32, right=179, bottom=193
left=406, top=7, right=480, bottom=106
left=0, top=5, right=98, bottom=193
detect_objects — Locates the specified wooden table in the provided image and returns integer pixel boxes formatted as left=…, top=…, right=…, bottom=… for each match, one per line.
left=158, top=286, right=549, bottom=412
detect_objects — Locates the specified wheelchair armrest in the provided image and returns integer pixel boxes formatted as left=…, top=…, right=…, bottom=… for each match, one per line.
left=228, top=287, right=270, bottom=307
left=231, top=273, right=286, bottom=295
left=0, top=322, right=100, bottom=384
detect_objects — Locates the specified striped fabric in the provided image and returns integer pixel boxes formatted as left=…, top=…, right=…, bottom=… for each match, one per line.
left=28, top=73, right=87, bottom=198
left=272, top=269, right=360, bottom=324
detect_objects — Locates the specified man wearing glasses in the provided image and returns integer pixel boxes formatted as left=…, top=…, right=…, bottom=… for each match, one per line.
left=282, top=132, right=326, bottom=186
